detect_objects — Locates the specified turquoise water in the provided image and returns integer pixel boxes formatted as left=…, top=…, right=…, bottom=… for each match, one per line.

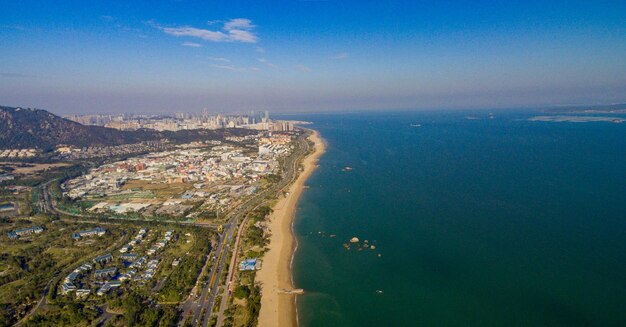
left=287, top=111, right=626, bottom=327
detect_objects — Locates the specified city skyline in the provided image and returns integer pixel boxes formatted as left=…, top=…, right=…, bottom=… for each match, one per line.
left=2, top=1, right=626, bottom=114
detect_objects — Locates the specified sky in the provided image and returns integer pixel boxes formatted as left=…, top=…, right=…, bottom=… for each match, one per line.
left=1, top=0, right=626, bottom=114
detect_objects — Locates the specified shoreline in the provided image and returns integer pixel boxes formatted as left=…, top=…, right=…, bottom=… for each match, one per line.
left=257, top=130, right=325, bottom=327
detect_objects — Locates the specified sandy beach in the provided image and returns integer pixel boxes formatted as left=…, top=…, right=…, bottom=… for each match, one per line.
left=257, top=130, right=325, bottom=327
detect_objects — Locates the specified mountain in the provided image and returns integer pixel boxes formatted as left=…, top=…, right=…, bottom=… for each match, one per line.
left=0, top=106, right=254, bottom=150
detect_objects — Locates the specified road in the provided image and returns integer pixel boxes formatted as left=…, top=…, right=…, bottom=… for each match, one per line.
left=13, top=271, right=58, bottom=327
left=178, top=226, right=233, bottom=326
left=214, top=132, right=311, bottom=326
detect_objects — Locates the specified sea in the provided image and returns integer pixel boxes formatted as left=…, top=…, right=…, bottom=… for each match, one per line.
left=279, top=110, right=626, bottom=327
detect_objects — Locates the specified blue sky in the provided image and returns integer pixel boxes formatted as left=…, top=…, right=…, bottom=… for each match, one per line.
left=1, top=0, right=626, bottom=114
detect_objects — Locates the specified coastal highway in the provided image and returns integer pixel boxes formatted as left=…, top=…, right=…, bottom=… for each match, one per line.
left=179, top=224, right=235, bottom=326
left=186, top=131, right=310, bottom=326
left=213, top=131, right=311, bottom=326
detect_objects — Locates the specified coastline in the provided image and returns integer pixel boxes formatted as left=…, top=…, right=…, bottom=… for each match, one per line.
left=257, top=130, right=325, bottom=327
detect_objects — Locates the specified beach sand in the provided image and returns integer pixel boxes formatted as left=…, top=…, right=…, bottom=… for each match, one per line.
left=257, top=130, right=325, bottom=327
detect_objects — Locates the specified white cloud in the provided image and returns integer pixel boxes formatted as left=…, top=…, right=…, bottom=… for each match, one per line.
left=256, top=46, right=265, bottom=53
left=182, top=42, right=203, bottom=48
left=211, top=64, right=241, bottom=71
left=208, top=57, right=231, bottom=62
left=227, top=29, right=257, bottom=43
left=163, top=26, right=228, bottom=42
left=211, top=64, right=259, bottom=73
left=223, top=18, right=255, bottom=31
left=334, top=52, right=349, bottom=59
left=295, top=64, right=312, bottom=72
left=159, top=18, right=258, bottom=43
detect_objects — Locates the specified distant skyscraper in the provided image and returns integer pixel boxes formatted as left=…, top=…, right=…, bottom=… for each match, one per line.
left=264, top=110, right=270, bottom=120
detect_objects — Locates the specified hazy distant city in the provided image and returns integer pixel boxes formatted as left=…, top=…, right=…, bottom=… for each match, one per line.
left=65, top=110, right=296, bottom=133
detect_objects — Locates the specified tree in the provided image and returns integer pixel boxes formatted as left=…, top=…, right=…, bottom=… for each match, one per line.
left=233, top=285, right=250, bottom=299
